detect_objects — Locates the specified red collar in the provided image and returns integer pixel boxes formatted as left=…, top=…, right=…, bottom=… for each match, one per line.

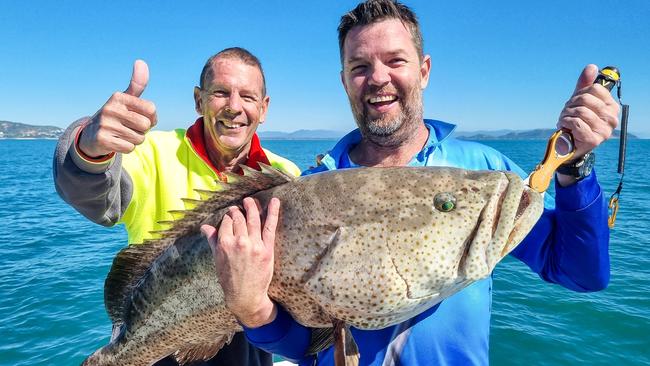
left=186, top=117, right=270, bottom=177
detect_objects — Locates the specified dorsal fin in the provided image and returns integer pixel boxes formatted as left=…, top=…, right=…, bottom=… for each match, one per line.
left=104, top=237, right=175, bottom=323
left=103, top=165, right=294, bottom=324
left=160, top=163, right=294, bottom=240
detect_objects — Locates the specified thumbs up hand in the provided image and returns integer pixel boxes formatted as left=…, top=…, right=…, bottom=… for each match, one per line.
left=556, top=64, right=620, bottom=161
left=78, top=60, right=158, bottom=158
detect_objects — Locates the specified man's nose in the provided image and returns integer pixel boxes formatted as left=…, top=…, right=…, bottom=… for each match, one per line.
left=225, top=94, right=243, bottom=115
left=368, top=63, right=391, bottom=87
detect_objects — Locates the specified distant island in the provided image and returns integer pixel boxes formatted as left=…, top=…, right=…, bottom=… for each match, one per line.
left=0, top=121, right=64, bottom=139
left=454, top=128, right=636, bottom=140
left=258, top=129, right=346, bottom=140
left=259, top=128, right=637, bottom=140
left=0, top=120, right=640, bottom=140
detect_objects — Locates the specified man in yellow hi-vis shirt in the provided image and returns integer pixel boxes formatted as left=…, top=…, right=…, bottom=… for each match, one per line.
left=53, top=47, right=299, bottom=366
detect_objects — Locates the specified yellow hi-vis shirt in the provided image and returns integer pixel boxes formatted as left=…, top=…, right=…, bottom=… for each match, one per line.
left=120, top=128, right=300, bottom=244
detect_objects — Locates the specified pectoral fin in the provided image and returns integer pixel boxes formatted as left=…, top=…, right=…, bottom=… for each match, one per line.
left=172, top=332, right=234, bottom=365
left=306, top=327, right=335, bottom=355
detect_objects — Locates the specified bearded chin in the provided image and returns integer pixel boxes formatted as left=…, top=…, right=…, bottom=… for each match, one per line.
left=364, top=112, right=404, bottom=136
left=351, top=89, right=423, bottom=146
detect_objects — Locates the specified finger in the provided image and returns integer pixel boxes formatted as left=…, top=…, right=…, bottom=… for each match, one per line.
left=103, top=138, right=136, bottom=154
left=559, top=115, right=611, bottom=141
left=566, top=86, right=617, bottom=110
left=125, top=59, right=149, bottom=97
left=229, top=206, right=248, bottom=238
left=218, top=212, right=234, bottom=243
left=125, top=98, right=157, bottom=124
left=262, top=198, right=280, bottom=249
left=559, top=106, right=601, bottom=127
left=573, top=64, right=598, bottom=95
left=201, top=224, right=217, bottom=240
left=105, top=106, right=154, bottom=134
left=560, top=105, right=618, bottom=133
left=562, top=92, right=619, bottom=130
left=243, top=197, right=262, bottom=238
left=557, top=117, right=603, bottom=153
left=90, top=124, right=136, bottom=153
left=110, top=93, right=157, bottom=124
left=201, top=224, right=218, bottom=248
left=564, top=92, right=607, bottom=112
left=122, top=110, right=154, bottom=134
left=97, top=120, right=146, bottom=148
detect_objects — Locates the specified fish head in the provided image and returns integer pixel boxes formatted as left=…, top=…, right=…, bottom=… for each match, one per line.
left=387, top=168, right=544, bottom=303
left=304, top=167, right=544, bottom=329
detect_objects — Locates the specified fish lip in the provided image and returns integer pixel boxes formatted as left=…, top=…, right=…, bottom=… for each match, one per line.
left=490, top=179, right=510, bottom=237
left=514, top=189, right=532, bottom=222
left=492, top=174, right=530, bottom=238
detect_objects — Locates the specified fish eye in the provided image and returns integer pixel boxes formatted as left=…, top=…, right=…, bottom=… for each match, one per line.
left=434, top=192, right=456, bottom=212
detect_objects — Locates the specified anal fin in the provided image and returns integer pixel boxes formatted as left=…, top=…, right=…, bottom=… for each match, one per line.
left=333, top=320, right=359, bottom=366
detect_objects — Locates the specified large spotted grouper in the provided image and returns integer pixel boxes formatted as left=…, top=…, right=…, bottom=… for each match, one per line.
left=82, top=164, right=543, bottom=366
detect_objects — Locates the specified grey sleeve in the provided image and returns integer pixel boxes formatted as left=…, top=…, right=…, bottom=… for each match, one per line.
left=52, top=117, right=133, bottom=226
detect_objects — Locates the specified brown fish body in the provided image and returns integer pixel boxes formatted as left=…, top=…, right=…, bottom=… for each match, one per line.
left=83, top=166, right=543, bottom=365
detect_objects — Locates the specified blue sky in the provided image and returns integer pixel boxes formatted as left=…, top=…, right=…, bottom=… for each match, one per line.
left=1, top=1, right=648, bottom=136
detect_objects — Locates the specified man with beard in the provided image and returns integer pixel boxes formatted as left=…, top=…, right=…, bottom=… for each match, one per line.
left=203, top=1, right=618, bottom=365
left=53, top=48, right=300, bottom=365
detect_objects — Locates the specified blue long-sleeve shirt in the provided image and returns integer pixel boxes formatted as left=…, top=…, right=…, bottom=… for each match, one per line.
left=244, top=120, right=609, bottom=365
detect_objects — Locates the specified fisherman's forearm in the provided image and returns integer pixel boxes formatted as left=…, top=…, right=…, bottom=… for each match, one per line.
left=243, top=304, right=314, bottom=363
left=512, top=171, right=610, bottom=291
left=547, top=171, right=610, bottom=290
left=53, top=118, right=133, bottom=226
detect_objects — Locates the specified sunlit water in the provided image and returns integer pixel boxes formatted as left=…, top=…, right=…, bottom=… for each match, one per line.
left=1, top=138, right=648, bottom=365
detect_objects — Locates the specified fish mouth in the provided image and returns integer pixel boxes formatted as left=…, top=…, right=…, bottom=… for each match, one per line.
left=498, top=174, right=535, bottom=225
left=514, top=189, right=532, bottom=222
left=501, top=178, right=543, bottom=257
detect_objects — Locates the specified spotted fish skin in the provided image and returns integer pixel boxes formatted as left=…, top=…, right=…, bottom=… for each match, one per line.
left=261, top=167, right=542, bottom=329
left=83, top=233, right=241, bottom=366
left=82, top=166, right=543, bottom=365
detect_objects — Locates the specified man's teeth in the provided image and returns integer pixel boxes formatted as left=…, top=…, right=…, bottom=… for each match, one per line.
left=369, top=95, right=397, bottom=104
left=220, top=120, right=244, bottom=129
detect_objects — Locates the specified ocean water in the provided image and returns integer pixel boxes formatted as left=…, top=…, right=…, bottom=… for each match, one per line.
left=1, top=137, right=648, bottom=366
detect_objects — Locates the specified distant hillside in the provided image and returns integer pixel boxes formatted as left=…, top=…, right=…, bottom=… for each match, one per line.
left=260, top=128, right=638, bottom=141
left=259, top=129, right=346, bottom=140
left=454, top=129, right=516, bottom=138
left=0, top=121, right=641, bottom=141
left=456, top=128, right=636, bottom=140
left=0, top=121, right=64, bottom=139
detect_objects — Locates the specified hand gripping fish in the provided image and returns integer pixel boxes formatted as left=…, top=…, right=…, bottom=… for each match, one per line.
left=82, top=164, right=544, bottom=366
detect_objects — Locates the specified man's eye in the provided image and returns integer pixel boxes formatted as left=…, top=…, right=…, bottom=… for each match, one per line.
left=350, top=64, right=367, bottom=73
left=242, top=95, right=256, bottom=102
left=390, top=58, right=407, bottom=66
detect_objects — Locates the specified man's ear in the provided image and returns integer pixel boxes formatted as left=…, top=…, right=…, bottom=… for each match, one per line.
left=420, top=55, right=432, bottom=89
left=340, top=70, right=350, bottom=96
left=193, top=86, right=202, bottom=115
left=259, top=95, right=270, bottom=124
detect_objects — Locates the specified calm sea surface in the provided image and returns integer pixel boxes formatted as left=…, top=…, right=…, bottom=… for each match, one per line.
left=1, top=138, right=648, bottom=365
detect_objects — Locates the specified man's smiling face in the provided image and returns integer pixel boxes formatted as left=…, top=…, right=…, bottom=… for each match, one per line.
left=341, top=18, right=430, bottom=144
left=195, top=57, right=269, bottom=158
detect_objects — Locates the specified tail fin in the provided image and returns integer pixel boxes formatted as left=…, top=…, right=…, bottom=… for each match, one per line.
left=81, top=324, right=122, bottom=366
left=80, top=346, right=115, bottom=366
